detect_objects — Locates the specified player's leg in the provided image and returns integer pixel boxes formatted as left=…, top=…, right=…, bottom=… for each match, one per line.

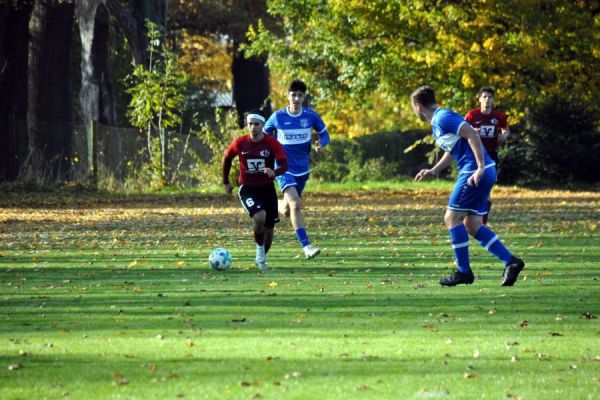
left=483, top=152, right=500, bottom=225
left=278, top=198, right=290, bottom=218
left=252, top=210, right=269, bottom=271
left=440, top=208, right=474, bottom=286
left=263, top=183, right=279, bottom=255
left=465, top=214, right=524, bottom=286
left=264, top=228, right=274, bottom=253
left=463, top=166, right=525, bottom=286
left=238, top=185, right=269, bottom=271
left=279, top=173, right=319, bottom=259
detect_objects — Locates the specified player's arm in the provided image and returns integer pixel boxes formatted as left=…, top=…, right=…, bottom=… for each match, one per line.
left=262, top=140, right=288, bottom=179
left=498, top=113, right=510, bottom=144
left=415, top=152, right=453, bottom=182
left=313, top=113, right=330, bottom=153
left=459, top=123, right=487, bottom=187
left=222, top=142, right=238, bottom=193
left=263, top=114, right=277, bottom=137
left=265, top=141, right=288, bottom=179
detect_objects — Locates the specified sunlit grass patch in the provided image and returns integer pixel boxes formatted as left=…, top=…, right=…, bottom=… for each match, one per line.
left=1, top=186, right=599, bottom=399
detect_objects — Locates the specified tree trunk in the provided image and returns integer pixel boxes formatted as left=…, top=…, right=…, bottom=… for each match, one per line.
left=76, top=0, right=118, bottom=182
left=232, top=41, right=271, bottom=128
left=0, top=2, right=32, bottom=181
left=27, top=0, right=75, bottom=182
left=106, top=0, right=168, bottom=67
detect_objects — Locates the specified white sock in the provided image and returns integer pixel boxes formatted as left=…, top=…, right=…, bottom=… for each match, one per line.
left=256, top=244, right=266, bottom=262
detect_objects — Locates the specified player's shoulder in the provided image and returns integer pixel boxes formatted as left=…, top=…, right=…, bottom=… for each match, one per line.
left=302, top=107, right=322, bottom=118
left=437, top=107, right=463, bottom=121
left=235, top=134, right=250, bottom=144
left=465, top=108, right=480, bottom=118
left=492, top=108, right=507, bottom=118
left=265, top=109, right=285, bottom=122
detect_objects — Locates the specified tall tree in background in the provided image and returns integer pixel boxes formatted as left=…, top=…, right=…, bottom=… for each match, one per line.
left=247, top=0, right=600, bottom=135
left=26, top=0, right=75, bottom=181
left=0, top=0, right=32, bottom=181
left=170, top=0, right=277, bottom=126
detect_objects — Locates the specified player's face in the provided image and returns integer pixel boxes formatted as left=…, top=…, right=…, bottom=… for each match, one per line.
left=412, top=101, right=427, bottom=122
left=287, top=91, right=305, bottom=113
left=247, top=118, right=264, bottom=139
left=479, top=92, right=494, bottom=111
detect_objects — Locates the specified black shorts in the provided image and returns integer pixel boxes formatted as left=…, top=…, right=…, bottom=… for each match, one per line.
left=238, top=184, right=280, bottom=228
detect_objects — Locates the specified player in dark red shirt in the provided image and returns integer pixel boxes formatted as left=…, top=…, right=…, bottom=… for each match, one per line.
left=465, top=87, right=510, bottom=224
left=222, top=111, right=288, bottom=271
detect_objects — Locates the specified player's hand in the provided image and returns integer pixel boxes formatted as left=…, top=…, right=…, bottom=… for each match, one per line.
left=467, top=167, right=485, bottom=187
left=263, top=168, right=275, bottom=179
left=498, top=132, right=509, bottom=144
left=314, top=143, right=322, bottom=153
left=415, top=168, right=435, bottom=182
left=223, top=183, right=233, bottom=194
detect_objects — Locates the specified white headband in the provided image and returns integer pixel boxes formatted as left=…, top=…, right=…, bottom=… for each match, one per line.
left=247, top=113, right=265, bottom=123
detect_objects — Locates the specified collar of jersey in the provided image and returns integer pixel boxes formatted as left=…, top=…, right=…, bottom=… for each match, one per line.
left=285, top=107, right=303, bottom=118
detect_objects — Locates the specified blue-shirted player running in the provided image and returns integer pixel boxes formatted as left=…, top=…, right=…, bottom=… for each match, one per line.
left=263, top=80, right=330, bottom=259
left=410, top=85, right=525, bottom=286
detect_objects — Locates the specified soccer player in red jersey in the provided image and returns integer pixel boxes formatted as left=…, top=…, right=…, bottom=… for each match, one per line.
left=465, top=87, right=510, bottom=224
left=222, top=111, right=288, bottom=271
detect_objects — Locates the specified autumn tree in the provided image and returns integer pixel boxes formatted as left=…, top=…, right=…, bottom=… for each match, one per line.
left=247, top=0, right=600, bottom=135
left=169, top=0, right=278, bottom=126
left=0, top=0, right=32, bottom=181
left=26, top=0, right=75, bottom=182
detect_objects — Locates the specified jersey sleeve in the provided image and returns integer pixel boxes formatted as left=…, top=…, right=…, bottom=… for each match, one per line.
left=222, top=139, right=239, bottom=184
left=497, top=110, right=508, bottom=129
left=465, top=110, right=475, bottom=124
left=263, top=113, right=278, bottom=135
left=313, top=112, right=330, bottom=147
left=223, top=138, right=239, bottom=160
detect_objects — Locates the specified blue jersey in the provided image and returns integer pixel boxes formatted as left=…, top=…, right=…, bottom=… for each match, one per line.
left=263, top=107, right=330, bottom=176
left=431, top=108, right=494, bottom=172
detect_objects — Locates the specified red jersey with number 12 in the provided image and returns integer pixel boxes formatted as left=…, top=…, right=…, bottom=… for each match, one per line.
left=465, top=108, right=507, bottom=154
left=223, top=135, right=287, bottom=187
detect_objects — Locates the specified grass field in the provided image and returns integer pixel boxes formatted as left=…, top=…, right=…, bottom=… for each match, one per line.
left=1, top=183, right=599, bottom=399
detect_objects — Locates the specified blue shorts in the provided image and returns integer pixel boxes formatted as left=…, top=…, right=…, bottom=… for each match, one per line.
left=276, top=173, right=310, bottom=196
left=447, top=165, right=496, bottom=215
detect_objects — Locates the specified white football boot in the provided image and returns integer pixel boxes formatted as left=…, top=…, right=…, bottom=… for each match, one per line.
left=303, top=244, right=321, bottom=259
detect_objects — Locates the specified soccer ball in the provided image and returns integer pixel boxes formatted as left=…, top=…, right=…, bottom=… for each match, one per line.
left=208, top=247, right=232, bottom=270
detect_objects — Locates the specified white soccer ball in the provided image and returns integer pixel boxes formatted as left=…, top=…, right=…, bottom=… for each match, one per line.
left=208, top=247, right=232, bottom=270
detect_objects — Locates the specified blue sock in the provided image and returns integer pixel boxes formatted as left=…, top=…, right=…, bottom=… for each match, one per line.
left=449, top=225, right=471, bottom=274
left=295, top=228, right=310, bottom=247
left=474, top=225, right=513, bottom=265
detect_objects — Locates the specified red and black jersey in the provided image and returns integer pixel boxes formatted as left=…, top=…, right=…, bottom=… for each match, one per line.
left=465, top=108, right=508, bottom=155
left=222, top=134, right=287, bottom=187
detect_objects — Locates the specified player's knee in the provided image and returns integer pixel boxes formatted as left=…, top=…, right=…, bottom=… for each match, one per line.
left=288, top=198, right=302, bottom=212
left=444, top=213, right=460, bottom=228
left=464, top=223, right=478, bottom=236
left=253, top=210, right=266, bottom=225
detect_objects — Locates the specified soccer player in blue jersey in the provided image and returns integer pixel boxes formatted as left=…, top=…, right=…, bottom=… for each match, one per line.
left=410, top=85, right=525, bottom=286
left=263, top=80, right=330, bottom=259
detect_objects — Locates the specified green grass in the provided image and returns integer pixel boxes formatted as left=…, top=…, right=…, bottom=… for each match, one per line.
left=1, top=185, right=599, bottom=399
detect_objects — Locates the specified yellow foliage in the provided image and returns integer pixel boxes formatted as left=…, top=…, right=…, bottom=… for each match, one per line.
left=482, top=37, right=496, bottom=51
left=178, top=30, right=232, bottom=92
left=461, top=73, right=475, bottom=89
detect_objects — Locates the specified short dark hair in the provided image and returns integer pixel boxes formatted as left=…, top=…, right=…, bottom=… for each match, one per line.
left=477, top=86, right=495, bottom=97
left=410, top=85, right=437, bottom=108
left=288, top=79, right=307, bottom=94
